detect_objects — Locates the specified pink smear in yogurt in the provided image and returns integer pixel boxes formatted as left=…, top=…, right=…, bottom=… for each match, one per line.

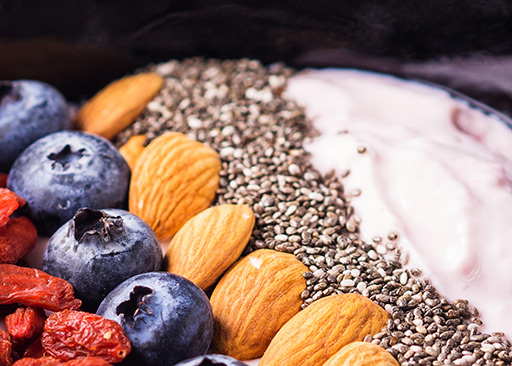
left=286, top=69, right=512, bottom=337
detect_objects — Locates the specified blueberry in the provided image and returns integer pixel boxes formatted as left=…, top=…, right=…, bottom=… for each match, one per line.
left=0, top=80, right=70, bottom=171
left=174, top=355, right=249, bottom=366
left=42, top=208, right=162, bottom=312
left=97, top=272, right=213, bottom=366
left=7, top=131, right=130, bottom=235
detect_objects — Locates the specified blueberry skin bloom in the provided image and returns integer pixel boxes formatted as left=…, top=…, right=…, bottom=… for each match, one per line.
left=97, top=272, right=214, bottom=366
left=7, top=131, right=130, bottom=235
left=0, top=80, right=70, bottom=171
left=42, top=208, right=163, bottom=312
left=174, top=355, right=249, bottom=366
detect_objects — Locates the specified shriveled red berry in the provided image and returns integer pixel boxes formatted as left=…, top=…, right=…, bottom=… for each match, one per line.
left=12, top=356, right=60, bottom=366
left=0, top=217, right=38, bottom=264
left=6, top=307, right=47, bottom=344
left=0, top=264, right=81, bottom=312
left=0, top=188, right=24, bottom=228
left=41, top=311, right=130, bottom=363
left=0, top=330, right=13, bottom=366
left=22, top=337, right=45, bottom=359
left=61, top=357, right=112, bottom=366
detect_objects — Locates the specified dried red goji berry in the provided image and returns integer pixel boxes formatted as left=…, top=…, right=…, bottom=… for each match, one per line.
left=0, top=188, right=24, bottom=228
left=6, top=307, right=47, bottom=344
left=11, top=356, right=60, bottom=366
left=22, top=337, right=45, bottom=359
left=0, top=217, right=38, bottom=264
left=0, top=330, right=13, bottom=366
left=0, top=264, right=82, bottom=312
left=41, top=310, right=130, bottom=364
left=60, top=357, right=111, bottom=366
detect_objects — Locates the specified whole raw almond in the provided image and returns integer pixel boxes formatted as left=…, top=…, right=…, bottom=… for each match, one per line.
left=259, top=293, right=390, bottom=366
left=129, top=132, right=221, bottom=240
left=165, top=204, right=255, bottom=291
left=210, top=249, right=308, bottom=360
left=75, top=72, right=163, bottom=139
left=323, top=341, right=399, bottom=366
left=119, top=135, right=146, bottom=171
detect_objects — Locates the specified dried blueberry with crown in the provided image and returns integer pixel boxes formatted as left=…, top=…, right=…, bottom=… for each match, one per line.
left=42, top=208, right=162, bottom=312
left=97, top=272, right=213, bottom=366
left=7, top=131, right=130, bottom=235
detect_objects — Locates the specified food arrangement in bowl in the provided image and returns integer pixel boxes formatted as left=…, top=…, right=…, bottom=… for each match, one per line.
left=0, top=56, right=511, bottom=366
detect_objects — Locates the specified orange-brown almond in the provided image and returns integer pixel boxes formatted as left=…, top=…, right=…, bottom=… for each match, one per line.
left=129, top=132, right=221, bottom=240
left=119, top=135, right=146, bottom=171
left=323, top=341, right=399, bottom=366
left=165, top=204, right=255, bottom=291
left=259, top=293, right=390, bottom=366
left=75, top=72, right=163, bottom=139
left=210, top=249, right=308, bottom=360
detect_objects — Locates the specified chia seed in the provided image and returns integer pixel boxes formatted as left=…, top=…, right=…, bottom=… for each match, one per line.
left=114, top=57, right=512, bottom=365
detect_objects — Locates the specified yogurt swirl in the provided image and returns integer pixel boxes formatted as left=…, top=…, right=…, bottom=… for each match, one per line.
left=286, top=69, right=512, bottom=338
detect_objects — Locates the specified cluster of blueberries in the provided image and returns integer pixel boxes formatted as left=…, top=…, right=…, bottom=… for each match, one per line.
left=1, top=80, right=246, bottom=366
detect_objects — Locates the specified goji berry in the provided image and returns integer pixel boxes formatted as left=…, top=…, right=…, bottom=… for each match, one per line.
left=0, top=264, right=82, bottom=312
left=6, top=307, right=47, bottom=344
left=0, top=188, right=24, bottom=228
left=11, top=356, right=60, bottom=366
left=0, top=330, right=13, bottom=366
left=22, top=337, right=45, bottom=359
left=41, top=311, right=130, bottom=363
left=0, top=217, right=38, bottom=264
left=0, top=174, right=8, bottom=189
left=60, top=357, right=111, bottom=366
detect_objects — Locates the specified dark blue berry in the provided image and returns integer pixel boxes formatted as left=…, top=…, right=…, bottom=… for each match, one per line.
left=0, top=80, right=70, bottom=171
left=7, top=131, right=130, bottom=235
left=42, top=208, right=163, bottom=312
left=97, top=272, right=213, bottom=366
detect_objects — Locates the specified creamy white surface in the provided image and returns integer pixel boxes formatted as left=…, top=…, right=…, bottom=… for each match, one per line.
left=286, top=69, right=512, bottom=337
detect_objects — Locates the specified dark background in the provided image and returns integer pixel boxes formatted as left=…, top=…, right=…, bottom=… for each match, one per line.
left=1, top=0, right=512, bottom=115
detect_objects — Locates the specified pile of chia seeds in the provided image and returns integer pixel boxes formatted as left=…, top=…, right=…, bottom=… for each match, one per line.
left=114, top=57, right=512, bottom=366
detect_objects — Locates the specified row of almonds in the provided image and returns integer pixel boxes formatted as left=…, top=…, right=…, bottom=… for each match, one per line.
left=76, top=72, right=400, bottom=366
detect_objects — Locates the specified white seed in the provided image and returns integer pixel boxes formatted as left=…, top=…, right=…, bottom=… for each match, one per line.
left=368, top=250, right=378, bottom=260
left=187, top=117, right=202, bottom=128
left=357, top=282, right=367, bottom=293
left=340, top=279, right=355, bottom=287
left=308, top=192, right=324, bottom=201
left=350, top=268, right=361, bottom=277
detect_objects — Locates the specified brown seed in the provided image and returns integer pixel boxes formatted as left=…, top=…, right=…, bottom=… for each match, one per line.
left=165, top=204, right=255, bottom=291
left=210, top=249, right=308, bottom=360
left=129, top=132, right=221, bottom=240
left=323, top=341, right=399, bottom=366
left=76, top=73, right=164, bottom=139
left=259, top=293, right=390, bottom=366
left=119, top=135, right=146, bottom=170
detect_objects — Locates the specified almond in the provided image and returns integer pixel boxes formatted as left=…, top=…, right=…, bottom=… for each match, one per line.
left=165, top=204, right=255, bottom=291
left=323, top=341, right=399, bottom=366
left=210, top=249, right=308, bottom=360
left=75, top=73, right=163, bottom=139
left=119, top=135, right=146, bottom=171
left=129, top=132, right=221, bottom=240
left=259, top=293, right=390, bottom=366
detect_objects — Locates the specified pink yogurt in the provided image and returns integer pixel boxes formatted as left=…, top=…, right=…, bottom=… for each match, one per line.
left=286, top=69, right=512, bottom=338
